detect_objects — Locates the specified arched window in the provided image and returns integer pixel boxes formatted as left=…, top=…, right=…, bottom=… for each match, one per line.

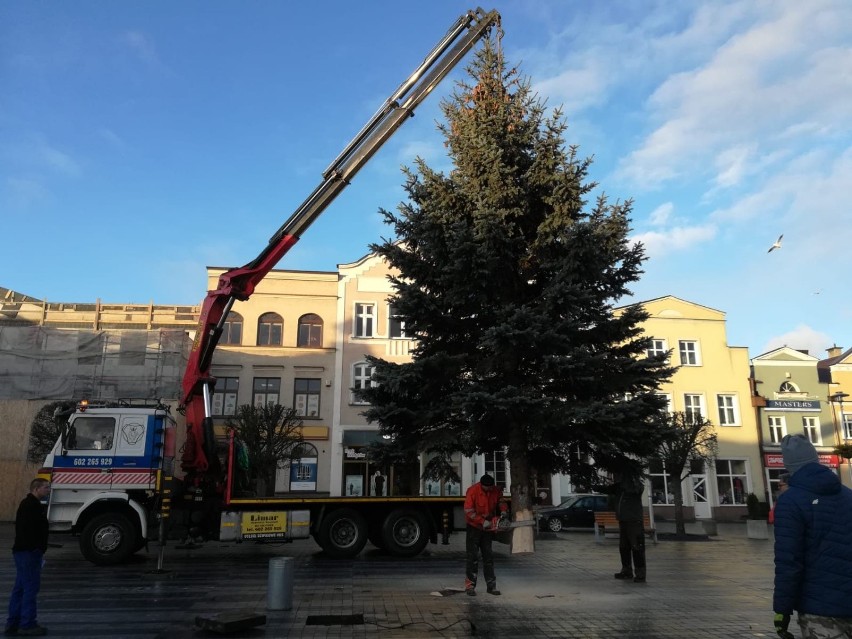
left=221, top=312, right=243, bottom=345
left=257, top=312, right=283, bottom=346
left=779, top=381, right=798, bottom=393
left=297, top=313, right=323, bottom=347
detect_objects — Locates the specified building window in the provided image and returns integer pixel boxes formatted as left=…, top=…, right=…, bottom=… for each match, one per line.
left=221, top=312, right=243, bottom=345
left=253, top=377, right=280, bottom=407
left=483, top=450, right=507, bottom=491
left=802, top=416, right=820, bottom=444
left=212, top=377, right=239, bottom=416
left=649, top=459, right=674, bottom=505
left=779, top=381, right=798, bottom=393
left=294, top=378, right=321, bottom=418
left=768, top=416, right=787, bottom=444
left=352, top=362, right=376, bottom=404
left=257, top=313, right=283, bottom=346
left=354, top=303, right=375, bottom=338
left=717, top=394, right=739, bottom=426
left=716, top=459, right=747, bottom=505
left=646, top=339, right=667, bottom=359
left=297, top=314, right=323, bottom=348
left=678, top=340, right=700, bottom=366
left=290, top=443, right=318, bottom=492
left=389, top=304, right=407, bottom=339
left=842, top=413, right=852, bottom=440
left=657, top=393, right=673, bottom=413
left=684, top=394, right=704, bottom=423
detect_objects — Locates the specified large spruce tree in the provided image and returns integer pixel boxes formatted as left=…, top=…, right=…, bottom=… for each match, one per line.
left=359, top=39, right=673, bottom=543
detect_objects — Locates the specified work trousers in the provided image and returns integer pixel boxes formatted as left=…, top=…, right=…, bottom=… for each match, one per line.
left=799, top=613, right=852, bottom=638
left=6, top=549, right=42, bottom=630
left=618, top=520, right=646, bottom=578
left=465, top=525, right=496, bottom=591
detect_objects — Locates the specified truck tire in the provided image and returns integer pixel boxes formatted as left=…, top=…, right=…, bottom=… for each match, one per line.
left=80, top=512, right=138, bottom=565
left=317, top=508, right=368, bottom=558
left=381, top=509, right=429, bottom=557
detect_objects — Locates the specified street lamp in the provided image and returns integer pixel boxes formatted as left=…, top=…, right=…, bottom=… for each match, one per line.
left=829, top=392, right=851, bottom=484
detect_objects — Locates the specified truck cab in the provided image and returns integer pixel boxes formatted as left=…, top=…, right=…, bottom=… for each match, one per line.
left=41, top=400, right=175, bottom=564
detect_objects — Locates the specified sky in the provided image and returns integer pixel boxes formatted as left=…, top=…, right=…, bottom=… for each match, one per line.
left=2, top=0, right=851, bottom=360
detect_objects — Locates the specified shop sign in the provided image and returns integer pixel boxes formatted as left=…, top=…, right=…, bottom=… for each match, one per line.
left=765, top=399, right=821, bottom=412
left=241, top=512, right=288, bottom=539
left=344, top=447, right=366, bottom=460
left=764, top=453, right=840, bottom=468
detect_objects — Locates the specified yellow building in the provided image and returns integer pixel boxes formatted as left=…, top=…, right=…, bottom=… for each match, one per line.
left=627, top=296, right=764, bottom=522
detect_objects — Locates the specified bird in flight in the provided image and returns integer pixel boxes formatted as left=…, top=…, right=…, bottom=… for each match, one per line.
left=767, top=234, right=783, bottom=253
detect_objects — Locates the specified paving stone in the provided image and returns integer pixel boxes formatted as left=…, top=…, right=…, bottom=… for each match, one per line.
left=0, top=522, right=777, bottom=638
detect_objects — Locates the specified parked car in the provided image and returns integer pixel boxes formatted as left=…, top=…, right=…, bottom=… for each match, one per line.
left=537, top=493, right=609, bottom=532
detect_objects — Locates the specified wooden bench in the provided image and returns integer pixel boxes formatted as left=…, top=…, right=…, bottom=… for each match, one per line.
left=594, top=512, right=656, bottom=544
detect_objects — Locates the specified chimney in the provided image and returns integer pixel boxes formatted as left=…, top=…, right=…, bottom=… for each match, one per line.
left=827, top=344, right=843, bottom=358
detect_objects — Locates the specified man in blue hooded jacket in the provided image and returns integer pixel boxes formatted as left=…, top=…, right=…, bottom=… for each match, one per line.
left=773, top=434, right=852, bottom=638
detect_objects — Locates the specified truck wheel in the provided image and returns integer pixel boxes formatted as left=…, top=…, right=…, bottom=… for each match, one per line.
left=317, top=508, right=368, bottom=558
left=381, top=509, right=428, bottom=557
left=80, top=513, right=138, bottom=565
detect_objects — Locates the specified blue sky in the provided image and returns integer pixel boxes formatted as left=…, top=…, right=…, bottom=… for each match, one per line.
left=2, top=1, right=851, bottom=359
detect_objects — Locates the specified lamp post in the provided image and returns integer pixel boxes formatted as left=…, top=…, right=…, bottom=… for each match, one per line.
left=829, top=391, right=851, bottom=484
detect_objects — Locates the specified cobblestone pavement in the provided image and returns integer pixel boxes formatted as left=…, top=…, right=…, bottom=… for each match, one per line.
left=0, top=522, right=779, bottom=638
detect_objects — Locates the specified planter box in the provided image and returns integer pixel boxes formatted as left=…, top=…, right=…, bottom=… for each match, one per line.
left=747, top=519, right=769, bottom=540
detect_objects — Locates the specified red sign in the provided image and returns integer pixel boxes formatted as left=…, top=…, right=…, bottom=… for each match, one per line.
left=764, top=453, right=840, bottom=469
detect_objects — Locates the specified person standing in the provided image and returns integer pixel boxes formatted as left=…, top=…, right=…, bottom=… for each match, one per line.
left=6, top=478, right=51, bottom=637
left=463, top=474, right=506, bottom=596
left=612, top=467, right=647, bottom=584
left=773, top=434, right=852, bottom=639
left=768, top=473, right=789, bottom=525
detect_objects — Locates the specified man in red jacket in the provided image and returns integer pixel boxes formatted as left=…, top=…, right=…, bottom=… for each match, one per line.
left=464, top=474, right=506, bottom=596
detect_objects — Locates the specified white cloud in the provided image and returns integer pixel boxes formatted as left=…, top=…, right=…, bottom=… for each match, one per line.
left=761, top=325, right=833, bottom=359
left=648, top=202, right=673, bottom=226
left=632, top=223, right=716, bottom=258
left=617, top=0, right=852, bottom=189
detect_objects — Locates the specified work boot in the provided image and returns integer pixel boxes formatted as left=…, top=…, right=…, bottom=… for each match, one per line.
left=613, top=571, right=633, bottom=579
left=487, top=588, right=501, bottom=596
left=634, top=576, right=646, bottom=583
left=4, top=625, right=17, bottom=637
left=17, top=627, right=47, bottom=637
left=466, top=588, right=476, bottom=596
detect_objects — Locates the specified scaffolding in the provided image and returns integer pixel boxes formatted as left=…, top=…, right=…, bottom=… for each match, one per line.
left=0, top=325, right=191, bottom=401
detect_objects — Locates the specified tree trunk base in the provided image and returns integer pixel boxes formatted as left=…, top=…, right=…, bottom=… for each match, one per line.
left=509, top=509, right=535, bottom=554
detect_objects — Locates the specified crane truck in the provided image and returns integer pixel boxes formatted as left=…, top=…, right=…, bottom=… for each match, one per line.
left=37, top=8, right=502, bottom=565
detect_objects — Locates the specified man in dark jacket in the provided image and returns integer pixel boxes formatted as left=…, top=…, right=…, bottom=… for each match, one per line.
left=613, top=467, right=646, bottom=583
left=773, top=434, right=852, bottom=638
left=5, top=478, right=50, bottom=637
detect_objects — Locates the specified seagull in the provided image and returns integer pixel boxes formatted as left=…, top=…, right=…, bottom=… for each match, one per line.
left=767, top=234, right=783, bottom=253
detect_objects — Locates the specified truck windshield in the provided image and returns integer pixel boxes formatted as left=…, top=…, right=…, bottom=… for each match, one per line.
left=67, top=416, right=115, bottom=450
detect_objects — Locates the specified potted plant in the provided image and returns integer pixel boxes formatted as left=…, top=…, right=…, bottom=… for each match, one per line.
left=746, top=493, right=769, bottom=539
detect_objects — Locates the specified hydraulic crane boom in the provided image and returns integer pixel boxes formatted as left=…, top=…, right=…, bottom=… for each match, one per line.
left=180, top=8, right=501, bottom=476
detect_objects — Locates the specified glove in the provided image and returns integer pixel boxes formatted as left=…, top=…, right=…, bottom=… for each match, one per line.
left=774, top=613, right=794, bottom=639
left=481, top=519, right=491, bottom=530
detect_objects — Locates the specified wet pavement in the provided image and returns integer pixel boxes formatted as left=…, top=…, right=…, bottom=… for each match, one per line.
left=0, top=522, right=778, bottom=638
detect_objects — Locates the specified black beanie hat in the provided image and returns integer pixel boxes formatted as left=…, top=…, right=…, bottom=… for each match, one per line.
left=480, top=474, right=495, bottom=486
